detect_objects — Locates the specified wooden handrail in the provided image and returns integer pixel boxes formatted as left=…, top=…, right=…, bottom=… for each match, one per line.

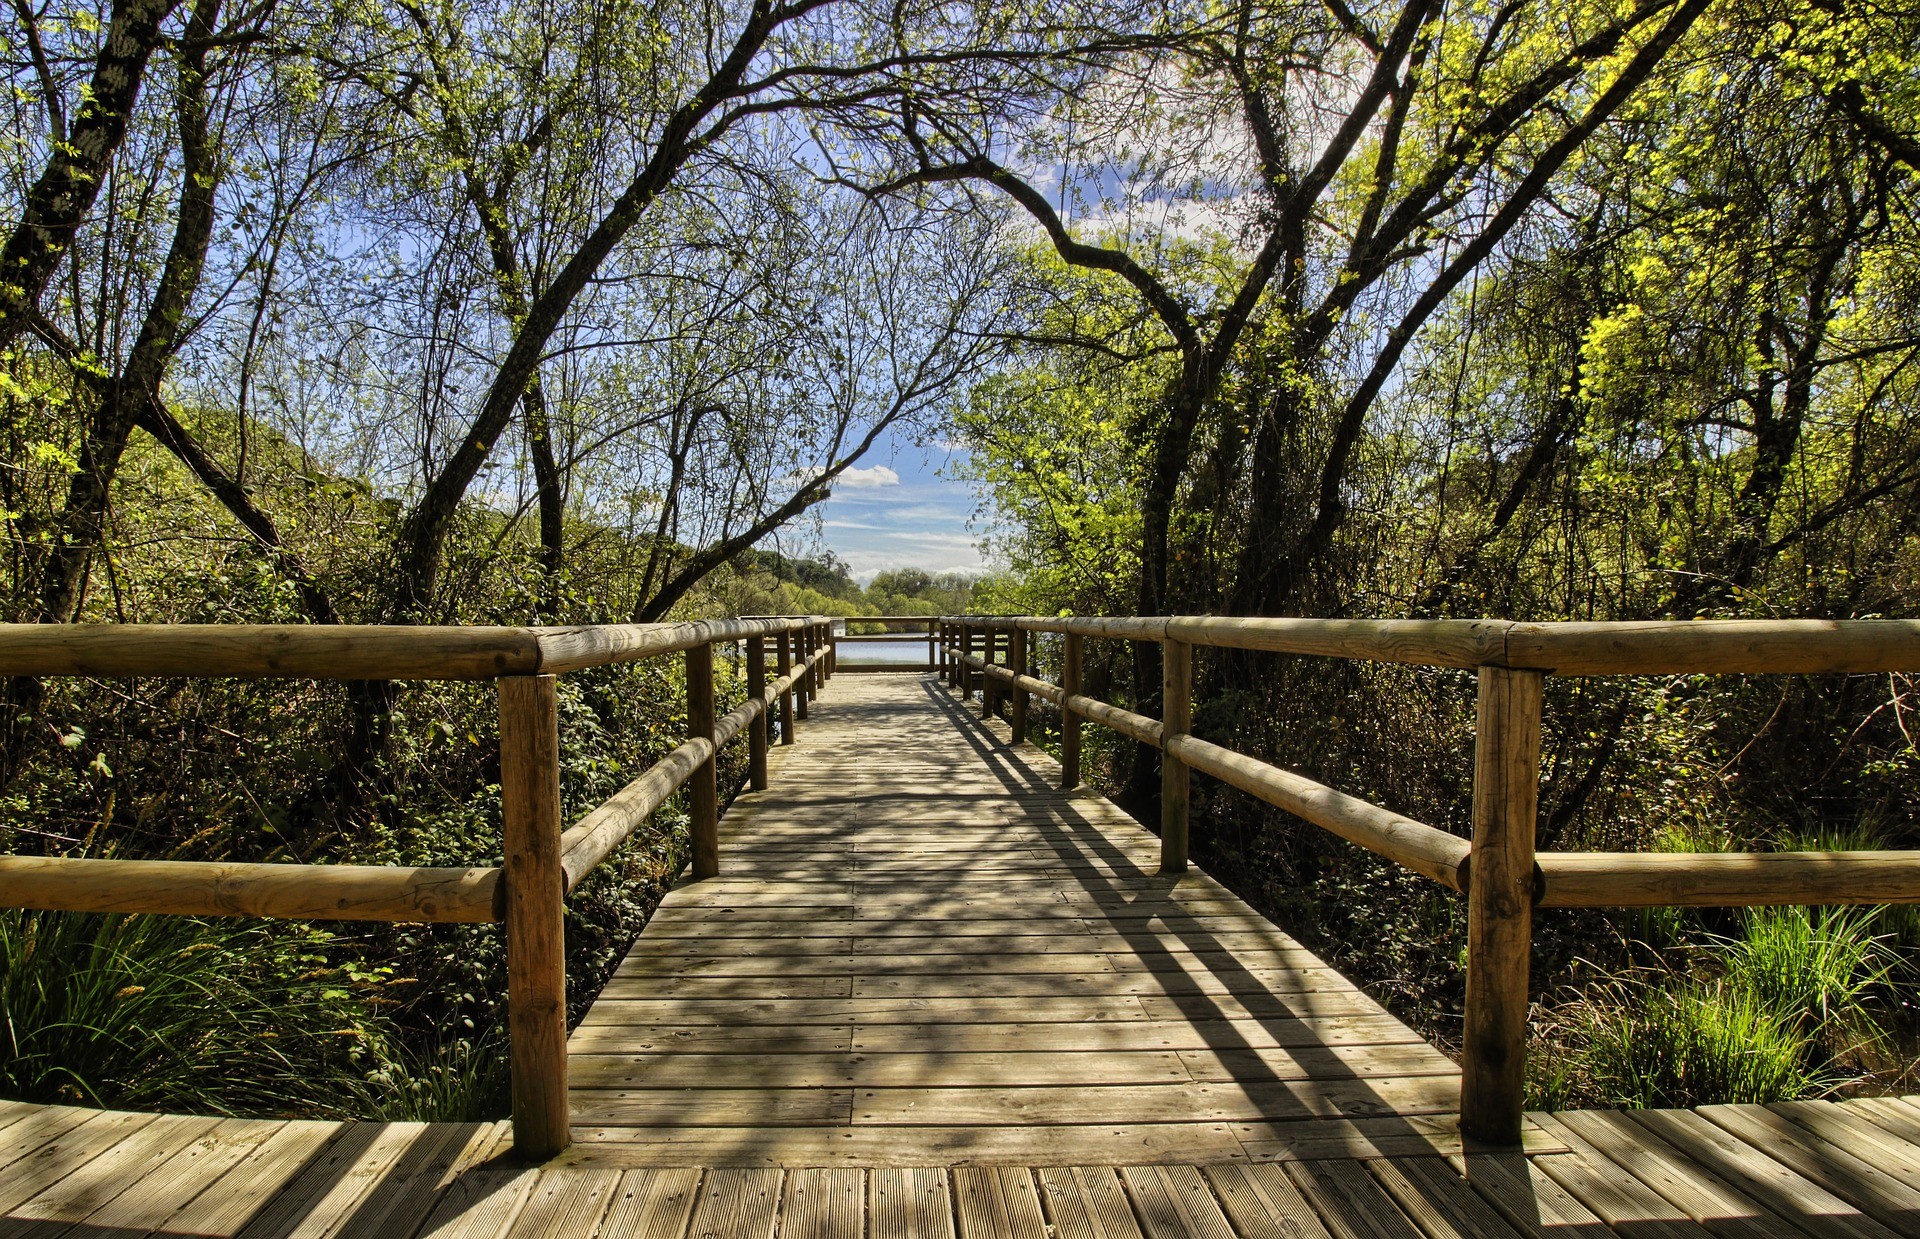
left=943, top=611, right=1920, bottom=1148
left=0, top=616, right=818, bottom=680
left=0, top=855, right=501, bottom=921
left=976, top=615, right=1920, bottom=675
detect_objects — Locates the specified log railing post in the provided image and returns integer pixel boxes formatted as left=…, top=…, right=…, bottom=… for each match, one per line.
left=927, top=619, right=936, bottom=673
left=796, top=625, right=812, bottom=720
left=747, top=635, right=768, bottom=791
left=1061, top=632, right=1083, bottom=790
left=1009, top=624, right=1029, bottom=743
left=1461, top=665, right=1544, bottom=1146
left=982, top=623, right=1000, bottom=718
left=825, top=621, right=836, bottom=680
left=687, top=640, right=719, bottom=879
left=961, top=623, right=975, bottom=700
left=1160, top=638, right=1192, bottom=874
left=777, top=629, right=796, bottom=742
left=500, top=674, right=569, bottom=1159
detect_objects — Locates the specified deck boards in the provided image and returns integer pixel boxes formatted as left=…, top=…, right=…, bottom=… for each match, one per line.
left=568, top=673, right=1467, bottom=1167
left=9, top=673, right=1920, bottom=1235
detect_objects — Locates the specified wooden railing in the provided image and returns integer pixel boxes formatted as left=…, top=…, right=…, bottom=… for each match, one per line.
left=834, top=614, right=940, bottom=670
left=938, top=614, right=1920, bottom=1145
left=0, top=615, right=840, bottom=1158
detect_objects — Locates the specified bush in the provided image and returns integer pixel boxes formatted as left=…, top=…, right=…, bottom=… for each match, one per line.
left=1, top=910, right=382, bottom=1116
left=1537, top=978, right=1826, bottom=1109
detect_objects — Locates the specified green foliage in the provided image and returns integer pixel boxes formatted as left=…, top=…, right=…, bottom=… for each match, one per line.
left=1538, top=979, right=1826, bottom=1111
left=0, top=911, right=384, bottom=1116
left=1721, top=907, right=1893, bottom=1054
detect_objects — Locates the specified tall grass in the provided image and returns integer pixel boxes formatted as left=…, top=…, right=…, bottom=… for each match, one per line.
left=1721, top=906, right=1892, bottom=1053
left=353, top=1028, right=508, bottom=1122
left=2, top=909, right=380, bottom=1116
left=1554, top=979, right=1827, bottom=1109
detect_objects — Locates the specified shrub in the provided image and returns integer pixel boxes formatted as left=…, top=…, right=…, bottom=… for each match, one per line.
left=0, top=910, right=379, bottom=1116
left=1537, top=978, right=1825, bottom=1109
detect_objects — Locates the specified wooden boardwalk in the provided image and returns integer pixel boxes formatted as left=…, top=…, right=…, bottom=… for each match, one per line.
left=569, top=672, right=1471, bottom=1166
left=10, top=1091, right=1920, bottom=1233
left=9, top=671, right=1920, bottom=1235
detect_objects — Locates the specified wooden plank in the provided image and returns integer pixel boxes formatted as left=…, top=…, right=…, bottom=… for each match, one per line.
left=1120, top=1165, right=1237, bottom=1239
left=870, top=1168, right=956, bottom=1239
left=779, top=1168, right=864, bottom=1239
left=598, top=975, right=853, bottom=999
left=0, top=1110, right=160, bottom=1214
left=502, top=1167, right=621, bottom=1238
left=1551, top=1109, right=1808, bottom=1239
left=844, top=967, right=1359, bottom=999
left=1, top=1112, right=222, bottom=1233
left=686, top=1168, right=783, bottom=1239
left=1179, top=1045, right=1457, bottom=1082
left=569, top=1025, right=853, bottom=1055
left=1524, top=1113, right=1714, bottom=1237
left=578, top=996, right=1158, bottom=1025
left=570, top=1088, right=852, bottom=1127
left=1447, top=1151, right=1613, bottom=1236
left=72, top=1117, right=287, bottom=1237
left=1700, top=1102, right=1920, bottom=1226
left=851, top=1077, right=1461, bottom=1126
left=571, top=1050, right=1190, bottom=1090
left=1236, top=1114, right=1566, bottom=1164
left=1282, top=1160, right=1424, bottom=1239
left=847, top=1015, right=1422, bottom=1055
left=1202, top=1164, right=1332, bottom=1239
left=952, top=1167, right=1048, bottom=1238
left=1036, top=1166, right=1142, bottom=1239
left=235, top=1122, right=449, bottom=1239
left=597, top=1168, right=704, bottom=1237
left=1842, top=1097, right=1920, bottom=1151
left=165, top=1121, right=355, bottom=1238
left=565, top=1124, right=1249, bottom=1167
left=0, top=1105, right=97, bottom=1178
left=413, top=1166, right=541, bottom=1239
left=1366, top=1156, right=1526, bottom=1238
left=345, top=1122, right=509, bottom=1239
left=1629, top=1107, right=1899, bottom=1239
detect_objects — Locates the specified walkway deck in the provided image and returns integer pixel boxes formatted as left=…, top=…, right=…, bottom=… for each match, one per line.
left=9, top=671, right=1920, bottom=1235
left=568, top=673, right=1473, bottom=1166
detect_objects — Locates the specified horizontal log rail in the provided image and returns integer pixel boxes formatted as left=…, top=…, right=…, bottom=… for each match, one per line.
left=0, top=855, right=502, bottom=922
left=0, top=616, right=815, bottom=680
left=940, top=613, right=1920, bottom=1148
left=0, top=615, right=838, bottom=1159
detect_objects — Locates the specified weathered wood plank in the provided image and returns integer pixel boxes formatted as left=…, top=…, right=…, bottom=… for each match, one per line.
left=1036, top=1166, right=1143, bottom=1239
left=1203, top=1163, right=1332, bottom=1239
left=1122, top=1165, right=1237, bottom=1239
left=685, top=1168, right=782, bottom=1239
left=870, top=1168, right=956, bottom=1239
left=952, top=1167, right=1048, bottom=1238
left=779, top=1168, right=865, bottom=1239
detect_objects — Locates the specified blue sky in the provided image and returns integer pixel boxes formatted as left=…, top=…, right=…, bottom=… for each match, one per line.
left=801, top=426, right=991, bottom=582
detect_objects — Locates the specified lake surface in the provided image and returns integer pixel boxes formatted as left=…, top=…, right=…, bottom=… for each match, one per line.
left=836, top=637, right=940, bottom=665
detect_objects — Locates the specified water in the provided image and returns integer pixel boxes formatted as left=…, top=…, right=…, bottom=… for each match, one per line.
left=836, top=637, right=940, bottom=666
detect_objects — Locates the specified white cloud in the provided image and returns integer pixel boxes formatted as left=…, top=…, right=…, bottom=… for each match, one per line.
left=836, top=465, right=900, bottom=490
